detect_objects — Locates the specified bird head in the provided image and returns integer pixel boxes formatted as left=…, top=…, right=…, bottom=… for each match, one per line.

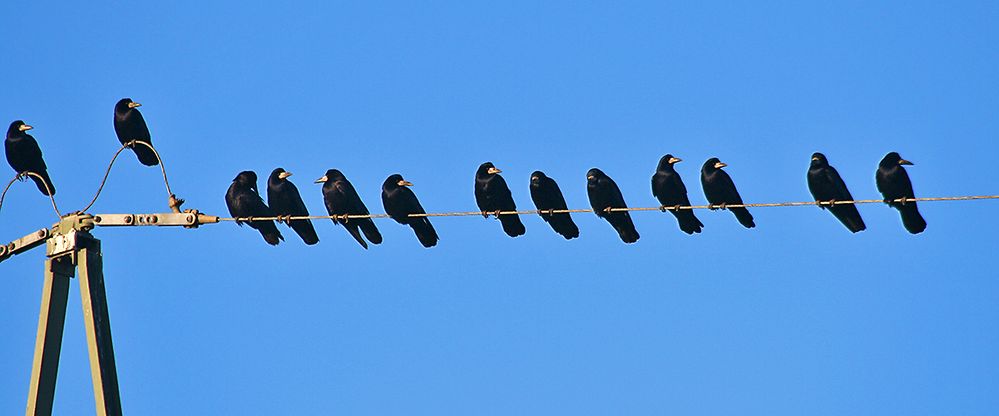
left=810, top=152, right=828, bottom=167
left=7, top=120, right=32, bottom=137
left=658, top=154, right=682, bottom=171
left=703, top=157, right=727, bottom=172
left=384, top=173, right=413, bottom=189
left=477, top=162, right=502, bottom=178
left=115, top=98, right=141, bottom=115
left=586, top=168, right=604, bottom=183
left=269, top=168, right=292, bottom=184
left=315, top=169, right=345, bottom=184
left=881, top=152, right=913, bottom=168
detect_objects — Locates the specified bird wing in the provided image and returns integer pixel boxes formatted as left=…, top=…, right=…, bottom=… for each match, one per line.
left=337, top=180, right=371, bottom=215
left=825, top=166, right=855, bottom=201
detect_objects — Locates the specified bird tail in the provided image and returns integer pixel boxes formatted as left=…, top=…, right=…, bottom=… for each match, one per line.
left=291, top=219, right=320, bottom=245
left=830, top=205, right=866, bottom=233
left=360, top=219, right=382, bottom=245
left=133, top=145, right=160, bottom=166
left=898, top=203, right=926, bottom=234
left=499, top=214, right=526, bottom=237
left=732, top=207, right=755, bottom=228
left=253, top=221, right=283, bottom=246
left=411, top=218, right=439, bottom=248
left=345, top=224, right=369, bottom=249
left=30, top=170, right=56, bottom=196
left=551, top=215, right=579, bottom=239
left=673, top=210, right=703, bottom=234
left=614, top=215, right=640, bottom=243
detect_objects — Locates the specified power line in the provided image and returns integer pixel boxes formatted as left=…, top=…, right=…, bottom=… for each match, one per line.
left=0, top=171, right=61, bottom=217
left=213, top=194, right=999, bottom=223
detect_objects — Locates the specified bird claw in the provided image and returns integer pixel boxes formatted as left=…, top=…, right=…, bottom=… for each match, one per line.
left=673, top=204, right=682, bottom=212
left=547, top=208, right=555, bottom=216
left=603, top=207, right=613, bottom=213
left=481, top=211, right=489, bottom=219
left=898, top=197, right=908, bottom=206
left=16, top=172, right=27, bottom=182
left=339, top=214, right=350, bottom=223
left=659, top=205, right=668, bottom=213
left=493, top=210, right=502, bottom=219
left=718, top=203, right=728, bottom=210
left=708, top=204, right=718, bottom=211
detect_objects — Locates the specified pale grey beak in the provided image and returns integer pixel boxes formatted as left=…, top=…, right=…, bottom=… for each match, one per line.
left=487, top=167, right=502, bottom=174
left=314, top=175, right=328, bottom=184
left=668, top=157, right=682, bottom=164
left=19, top=124, right=33, bottom=132
left=398, top=180, right=414, bottom=187
left=128, top=101, right=142, bottom=109
left=898, top=159, right=913, bottom=166
left=714, top=162, right=728, bottom=169
left=278, top=171, right=293, bottom=179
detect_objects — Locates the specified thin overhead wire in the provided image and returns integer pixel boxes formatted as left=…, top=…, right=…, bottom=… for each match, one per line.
left=217, top=194, right=999, bottom=223
left=79, top=140, right=176, bottom=213
left=0, top=172, right=62, bottom=217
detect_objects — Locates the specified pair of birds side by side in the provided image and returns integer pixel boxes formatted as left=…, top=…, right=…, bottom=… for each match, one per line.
left=3, top=98, right=157, bottom=198
left=225, top=169, right=439, bottom=248
left=807, top=151, right=925, bottom=234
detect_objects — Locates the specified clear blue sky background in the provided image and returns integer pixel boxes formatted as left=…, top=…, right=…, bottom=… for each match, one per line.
left=2, top=1, right=998, bottom=414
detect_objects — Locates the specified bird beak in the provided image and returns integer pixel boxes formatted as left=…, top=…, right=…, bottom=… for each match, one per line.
left=487, top=167, right=502, bottom=174
left=668, top=157, right=682, bottom=164
left=314, top=175, right=328, bottom=184
left=19, top=124, right=33, bottom=132
left=587, top=175, right=595, bottom=180
left=128, top=102, right=142, bottom=109
left=898, top=159, right=913, bottom=166
left=714, top=162, right=727, bottom=169
left=531, top=176, right=539, bottom=181
left=811, top=156, right=820, bottom=161
left=398, top=180, right=414, bottom=187
left=278, top=171, right=293, bottom=179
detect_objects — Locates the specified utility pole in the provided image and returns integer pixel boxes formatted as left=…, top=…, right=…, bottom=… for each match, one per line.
left=2, top=211, right=218, bottom=416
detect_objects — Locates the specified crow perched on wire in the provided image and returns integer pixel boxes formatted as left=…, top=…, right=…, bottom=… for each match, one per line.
left=876, top=152, right=926, bottom=234
left=529, top=171, right=579, bottom=239
left=652, top=154, right=703, bottom=234
left=226, top=170, right=283, bottom=245
left=316, top=169, right=382, bottom=249
left=701, top=157, right=755, bottom=228
left=267, top=168, right=319, bottom=245
left=381, top=174, right=439, bottom=248
left=113, top=98, right=158, bottom=166
left=5, top=120, right=56, bottom=196
left=807, top=152, right=866, bottom=233
left=587, top=168, right=640, bottom=243
left=474, top=162, right=526, bottom=237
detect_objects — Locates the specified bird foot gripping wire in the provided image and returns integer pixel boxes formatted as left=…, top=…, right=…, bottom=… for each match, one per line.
left=493, top=210, right=502, bottom=219
left=547, top=208, right=556, bottom=216
left=168, top=194, right=186, bottom=213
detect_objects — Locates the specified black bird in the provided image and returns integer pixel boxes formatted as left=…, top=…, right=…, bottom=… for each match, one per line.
left=316, top=169, right=383, bottom=249
left=586, top=168, right=640, bottom=243
left=701, top=157, right=755, bottom=228
left=5, top=121, right=56, bottom=196
left=529, top=171, right=579, bottom=239
left=225, top=171, right=283, bottom=245
left=876, top=152, right=926, bottom=234
left=652, top=154, right=703, bottom=234
left=113, top=98, right=158, bottom=166
left=267, top=168, right=319, bottom=245
left=381, top=174, right=439, bottom=248
left=474, top=162, right=526, bottom=237
left=807, top=153, right=866, bottom=233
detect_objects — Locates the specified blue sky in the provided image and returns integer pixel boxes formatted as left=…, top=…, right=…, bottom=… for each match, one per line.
left=2, top=1, right=998, bottom=414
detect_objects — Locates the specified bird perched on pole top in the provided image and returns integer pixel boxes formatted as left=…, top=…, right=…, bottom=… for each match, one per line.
left=316, top=169, right=382, bottom=249
left=5, top=120, right=56, bottom=196
left=529, top=171, right=579, bottom=239
left=267, top=168, right=319, bottom=245
left=474, top=162, right=526, bottom=237
left=807, top=152, right=866, bottom=233
left=113, top=98, right=159, bottom=166
left=225, top=170, right=283, bottom=245
left=652, top=154, right=703, bottom=234
left=587, top=168, right=640, bottom=243
left=701, top=157, right=755, bottom=228
left=382, top=173, right=439, bottom=248
left=876, top=152, right=926, bottom=234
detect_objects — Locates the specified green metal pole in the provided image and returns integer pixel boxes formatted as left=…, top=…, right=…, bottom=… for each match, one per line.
left=76, top=235, right=122, bottom=416
left=24, top=255, right=73, bottom=416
